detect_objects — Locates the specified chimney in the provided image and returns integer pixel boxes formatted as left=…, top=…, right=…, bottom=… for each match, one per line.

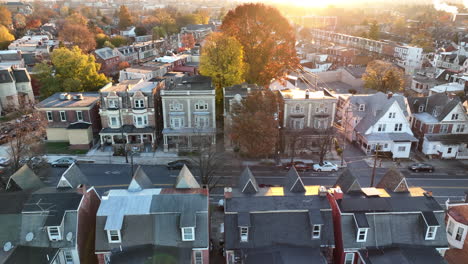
left=76, top=184, right=87, bottom=195
left=447, top=92, right=456, bottom=100
left=319, top=186, right=327, bottom=197
left=387, top=92, right=393, bottom=99
left=423, top=191, right=433, bottom=197
left=241, top=83, right=248, bottom=89
left=333, top=187, right=343, bottom=200
left=224, top=187, right=232, bottom=199
left=305, top=89, right=310, bottom=99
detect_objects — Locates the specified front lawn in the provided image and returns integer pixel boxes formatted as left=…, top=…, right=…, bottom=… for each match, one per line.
left=45, top=142, right=88, bottom=155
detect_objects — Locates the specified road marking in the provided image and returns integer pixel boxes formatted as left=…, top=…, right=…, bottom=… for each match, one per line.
left=409, top=173, right=448, bottom=176
left=408, top=178, right=468, bottom=181
left=419, top=186, right=468, bottom=189
left=104, top=171, right=122, bottom=175
left=94, top=183, right=173, bottom=188
left=433, top=196, right=465, bottom=198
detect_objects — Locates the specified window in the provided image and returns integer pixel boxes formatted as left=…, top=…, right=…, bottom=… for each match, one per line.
left=107, top=230, right=121, bottom=243
left=418, top=106, right=425, bottom=113
left=48, top=226, right=61, bottom=241
left=64, top=250, right=73, bottom=264
left=427, top=124, right=434, bottom=133
left=293, top=104, right=303, bottom=113
left=384, top=143, right=388, bottom=149
left=394, top=123, right=402, bottom=131
left=134, top=99, right=144, bottom=108
left=398, top=146, right=406, bottom=152
left=170, top=117, right=184, bottom=129
left=314, top=119, right=327, bottom=129
left=169, top=102, right=183, bottom=111
left=195, top=116, right=209, bottom=128
left=452, top=113, right=459, bottom=120
left=312, top=225, right=321, bottom=239
left=456, top=226, right=465, bottom=241
left=194, top=251, right=203, bottom=264
left=240, top=227, right=249, bottom=242
left=447, top=147, right=452, bottom=154
left=378, top=124, right=386, bottom=132
left=134, top=115, right=148, bottom=127
left=182, top=227, right=195, bottom=241
left=344, top=253, right=355, bottom=264
left=440, top=124, right=449, bottom=133
left=109, top=116, right=119, bottom=127
left=60, top=111, right=67, bottom=122
left=425, top=226, right=437, bottom=240
left=316, top=103, right=325, bottom=113
left=293, top=118, right=304, bottom=129
left=358, top=104, right=365, bottom=111
left=108, top=99, right=119, bottom=108
left=195, top=100, right=208, bottom=111
left=357, top=228, right=368, bottom=242
left=76, top=111, right=83, bottom=121
left=46, top=111, right=53, bottom=121
left=447, top=220, right=454, bottom=236
left=456, top=124, right=465, bottom=133
left=388, top=112, right=396, bottom=118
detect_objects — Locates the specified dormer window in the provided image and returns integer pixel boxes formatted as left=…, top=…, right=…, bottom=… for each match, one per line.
left=358, top=104, right=365, bottom=111
left=107, top=230, right=121, bottom=243
left=422, top=211, right=439, bottom=240
left=357, top=228, right=368, bottom=242
left=312, top=225, right=321, bottom=239
left=240, top=227, right=249, bottom=242
left=108, top=99, right=119, bottom=109
left=134, top=99, right=144, bottom=108
left=181, top=227, right=195, bottom=241
left=452, top=113, right=459, bottom=120
left=418, top=105, right=424, bottom=112
left=195, top=100, right=208, bottom=111
left=47, top=226, right=62, bottom=241
left=425, top=226, right=438, bottom=240
left=456, top=226, right=465, bottom=241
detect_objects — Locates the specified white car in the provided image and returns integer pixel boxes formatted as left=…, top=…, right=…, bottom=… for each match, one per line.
left=313, top=161, right=338, bottom=172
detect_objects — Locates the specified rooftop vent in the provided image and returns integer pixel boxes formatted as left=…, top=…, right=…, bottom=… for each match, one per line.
left=59, top=93, right=70, bottom=100
left=73, top=94, right=83, bottom=100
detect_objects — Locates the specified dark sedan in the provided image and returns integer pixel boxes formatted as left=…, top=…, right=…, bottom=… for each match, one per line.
left=408, top=163, right=434, bottom=172
left=167, top=160, right=192, bottom=170
left=282, top=161, right=312, bottom=172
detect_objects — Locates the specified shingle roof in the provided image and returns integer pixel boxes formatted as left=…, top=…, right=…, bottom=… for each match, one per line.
left=128, top=166, right=153, bottom=191
left=58, top=163, right=89, bottom=188
left=412, top=93, right=462, bottom=122
left=359, top=247, right=448, bottom=264
left=284, top=167, right=306, bottom=193
left=0, top=68, right=14, bottom=83
left=12, top=68, right=30, bottom=82
left=243, top=246, right=327, bottom=264
left=108, top=245, right=193, bottom=264
left=376, top=168, right=409, bottom=192
left=7, top=165, right=44, bottom=191
left=334, top=169, right=362, bottom=194
left=4, top=246, right=59, bottom=264
left=175, top=165, right=200, bottom=189
left=238, top=167, right=258, bottom=194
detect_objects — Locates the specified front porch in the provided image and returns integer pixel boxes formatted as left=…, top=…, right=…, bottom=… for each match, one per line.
left=100, top=133, right=155, bottom=153
left=357, top=133, right=417, bottom=159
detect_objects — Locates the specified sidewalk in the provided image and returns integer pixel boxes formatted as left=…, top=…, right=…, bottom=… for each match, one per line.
left=363, top=155, right=468, bottom=170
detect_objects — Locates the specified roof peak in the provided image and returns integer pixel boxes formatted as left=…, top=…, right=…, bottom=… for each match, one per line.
left=239, top=167, right=258, bottom=194
left=284, top=167, right=306, bottom=193
left=175, top=165, right=201, bottom=189
left=376, top=168, right=409, bottom=193
left=128, top=166, right=153, bottom=191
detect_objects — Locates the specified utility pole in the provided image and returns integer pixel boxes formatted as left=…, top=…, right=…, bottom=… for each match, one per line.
left=370, top=143, right=380, bottom=187
left=340, top=107, right=350, bottom=167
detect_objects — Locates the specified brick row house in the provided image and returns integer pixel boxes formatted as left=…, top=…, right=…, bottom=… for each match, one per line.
left=408, top=93, right=468, bottom=159
left=98, top=79, right=164, bottom=152
left=0, top=67, right=34, bottom=115
left=38, top=92, right=102, bottom=150
left=94, top=48, right=122, bottom=77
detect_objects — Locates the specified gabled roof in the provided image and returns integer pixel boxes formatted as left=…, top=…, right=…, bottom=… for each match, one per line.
left=7, top=165, right=44, bottom=191
left=128, top=166, right=153, bottom=191
left=359, top=247, right=448, bottom=264
left=12, top=68, right=30, bottom=83
left=175, top=165, right=200, bottom=189
left=238, top=167, right=258, bottom=194
left=334, top=169, right=361, bottom=193
left=376, top=168, right=409, bottom=192
left=284, top=167, right=306, bottom=193
left=410, top=93, right=462, bottom=122
left=57, top=163, right=89, bottom=189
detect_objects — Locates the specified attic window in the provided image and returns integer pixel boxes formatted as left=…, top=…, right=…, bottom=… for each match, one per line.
left=456, top=226, right=465, bottom=242
left=358, top=104, right=365, bottom=111
left=312, top=225, right=322, bottom=239
left=47, top=226, right=62, bottom=241
left=182, top=227, right=195, bottom=241
left=422, top=211, right=439, bottom=240
left=425, top=226, right=438, bottom=240
left=357, top=228, right=368, bottom=242
left=418, top=105, right=424, bottom=112
left=240, top=227, right=249, bottom=242
left=107, top=230, right=121, bottom=243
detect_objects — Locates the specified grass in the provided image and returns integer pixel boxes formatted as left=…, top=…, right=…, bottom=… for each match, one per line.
left=45, top=142, right=88, bottom=155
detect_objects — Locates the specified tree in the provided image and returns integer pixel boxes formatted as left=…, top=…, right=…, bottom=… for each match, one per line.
left=34, top=46, right=109, bottom=98
left=362, top=60, right=405, bottom=93
left=199, top=32, right=246, bottom=100
left=221, top=3, right=299, bottom=85
left=152, top=26, right=166, bottom=40
left=231, top=90, right=280, bottom=158
left=314, top=128, right=336, bottom=164
left=176, top=14, right=199, bottom=27
left=110, top=36, right=128, bottom=47
left=59, top=23, right=96, bottom=53
left=103, top=40, right=115, bottom=49
left=0, top=6, right=12, bottom=27
left=368, top=20, right=380, bottom=40
left=65, top=12, right=87, bottom=26
left=0, top=25, right=14, bottom=49
left=181, top=33, right=195, bottom=49
left=95, top=33, right=110, bottom=49
left=189, top=140, right=225, bottom=190
left=194, top=9, right=210, bottom=24
left=13, top=14, right=26, bottom=29
left=410, top=32, right=434, bottom=52
left=135, top=26, right=147, bottom=36
left=118, top=5, right=133, bottom=29
left=118, top=61, right=130, bottom=70
left=25, top=18, right=41, bottom=29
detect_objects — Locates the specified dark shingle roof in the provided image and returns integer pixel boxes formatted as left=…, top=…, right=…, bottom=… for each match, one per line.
left=359, top=247, right=448, bottom=264
left=67, top=122, right=91, bottom=129
left=175, top=165, right=200, bottom=189
left=58, top=163, right=89, bottom=188
left=243, top=246, right=327, bottom=264
left=0, top=68, right=14, bottom=83
left=284, top=167, right=306, bottom=193
left=334, top=169, right=362, bottom=194
left=12, top=68, right=30, bottom=83
left=0, top=191, right=31, bottom=214
left=376, top=168, right=409, bottom=193
left=7, top=165, right=44, bottom=192
left=339, top=196, right=443, bottom=213
left=109, top=245, right=193, bottom=264
left=128, top=166, right=153, bottom=191
left=238, top=167, right=258, bottom=194
left=4, top=246, right=59, bottom=264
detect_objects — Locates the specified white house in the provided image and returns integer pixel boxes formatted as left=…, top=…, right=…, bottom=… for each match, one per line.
left=339, top=92, right=417, bottom=158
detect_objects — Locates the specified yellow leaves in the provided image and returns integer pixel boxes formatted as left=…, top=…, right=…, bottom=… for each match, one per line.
left=0, top=25, right=14, bottom=49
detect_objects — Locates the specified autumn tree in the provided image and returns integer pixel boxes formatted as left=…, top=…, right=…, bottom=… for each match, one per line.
left=411, top=32, right=434, bottom=52
left=155, top=9, right=178, bottom=34
left=135, top=26, right=147, bottom=36
left=110, top=36, right=128, bottom=47
left=95, top=33, right=109, bottom=49
left=65, top=12, right=88, bottom=26
left=368, top=20, right=380, bottom=40
left=0, top=25, right=14, bottom=49
left=118, top=5, right=133, bottom=29
left=362, top=60, right=405, bottom=93
left=25, top=19, right=41, bottom=29
left=199, top=32, right=245, bottom=101
left=181, top=33, right=195, bottom=49
left=34, top=46, right=109, bottom=98
left=152, top=26, right=166, bottom=40
left=231, top=90, right=280, bottom=158
left=194, top=9, right=210, bottom=24
left=189, top=137, right=225, bottom=190
left=0, top=6, right=12, bottom=27
left=59, top=23, right=96, bottom=53
left=13, top=14, right=26, bottom=29
left=221, top=3, right=298, bottom=85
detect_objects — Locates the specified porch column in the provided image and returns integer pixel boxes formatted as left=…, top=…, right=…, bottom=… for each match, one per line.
left=111, top=135, right=115, bottom=144
left=126, top=135, right=129, bottom=144
left=100, top=135, right=104, bottom=145
left=140, top=135, right=144, bottom=144
left=212, top=135, right=216, bottom=145
left=188, top=136, right=192, bottom=148
left=164, top=135, right=168, bottom=152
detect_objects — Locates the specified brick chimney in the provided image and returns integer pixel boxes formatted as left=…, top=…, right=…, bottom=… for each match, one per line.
left=333, top=187, right=343, bottom=200
left=224, top=187, right=232, bottom=199
left=305, top=89, right=310, bottom=99
left=76, top=184, right=87, bottom=195
left=387, top=92, right=393, bottom=99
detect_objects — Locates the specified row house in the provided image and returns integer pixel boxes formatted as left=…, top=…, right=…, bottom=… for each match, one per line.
left=98, top=79, right=164, bottom=152
left=337, top=92, right=417, bottom=158
left=180, top=24, right=216, bottom=43
left=0, top=67, right=34, bottom=115
left=434, top=53, right=468, bottom=73
left=117, top=40, right=163, bottom=64
left=95, top=166, right=209, bottom=264
left=224, top=167, right=334, bottom=263
left=280, top=88, right=337, bottom=155
left=118, top=62, right=170, bottom=82
left=94, top=47, right=122, bottom=76
left=325, top=46, right=359, bottom=67
left=161, top=75, right=216, bottom=152
left=410, top=68, right=445, bottom=96
left=0, top=50, right=25, bottom=68
left=38, top=92, right=101, bottom=150
left=8, top=35, right=59, bottom=55
left=329, top=169, right=448, bottom=264
left=309, top=29, right=423, bottom=74
left=0, top=166, right=100, bottom=264
left=408, top=93, right=468, bottom=159
left=444, top=194, right=468, bottom=264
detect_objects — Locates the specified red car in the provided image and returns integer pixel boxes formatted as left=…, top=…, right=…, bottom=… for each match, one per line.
left=283, top=161, right=312, bottom=172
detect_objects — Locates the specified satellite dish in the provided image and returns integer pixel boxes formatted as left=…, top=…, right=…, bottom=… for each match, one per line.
left=66, top=232, right=73, bottom=241
left=25, top=232, right=34, bottom=242
left=3, top=242, right=12, bottom=252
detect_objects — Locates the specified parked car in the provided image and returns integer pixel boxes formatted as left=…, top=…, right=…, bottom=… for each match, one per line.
left=408, top=163, right=434, bottom=172
left=0, top=157, right=11, bottom=167
left=313, top=161, right=339, bottom=172
left=50, top=157, right=76, bottom=167
left=283, top=161, right=312, bottom=172
left=20, top=157, right=46, bottom=169
left=166, top=160, right=192, bottom=170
